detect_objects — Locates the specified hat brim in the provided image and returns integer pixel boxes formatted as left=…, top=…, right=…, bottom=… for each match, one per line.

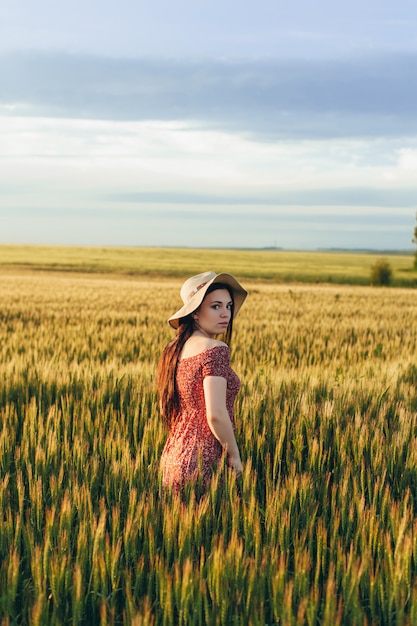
left=168, top=273, right=248, bottom=329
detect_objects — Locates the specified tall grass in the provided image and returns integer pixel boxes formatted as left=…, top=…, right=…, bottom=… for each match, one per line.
left=1, top=271, right=417, bottom=624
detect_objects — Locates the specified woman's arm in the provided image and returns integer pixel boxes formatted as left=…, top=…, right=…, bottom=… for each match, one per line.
left=203, top=376, right=243, bottom=473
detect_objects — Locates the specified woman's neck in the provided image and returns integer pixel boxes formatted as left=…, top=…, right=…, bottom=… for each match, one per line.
left=192, top=328, right=216, bottom=340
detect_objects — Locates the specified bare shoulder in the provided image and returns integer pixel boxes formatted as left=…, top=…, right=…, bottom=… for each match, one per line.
left=205, top=338, right=228, bottom=350
left=180, top=337, right=228, bottom=360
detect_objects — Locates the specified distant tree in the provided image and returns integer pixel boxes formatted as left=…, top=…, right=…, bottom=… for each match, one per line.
left=413, top=212, right=417, bottom=269
left=370, top=259, right=392, bottom=286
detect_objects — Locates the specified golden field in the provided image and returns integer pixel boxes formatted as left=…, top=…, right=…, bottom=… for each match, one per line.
left=0, top=252, right=417, bottom=624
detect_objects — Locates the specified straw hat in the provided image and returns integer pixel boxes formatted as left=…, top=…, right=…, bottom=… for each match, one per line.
left=168, top=271, right=248, bottom=328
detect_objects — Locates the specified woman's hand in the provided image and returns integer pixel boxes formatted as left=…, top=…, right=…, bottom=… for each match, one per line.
left=227, top=454, right=243, bottom=475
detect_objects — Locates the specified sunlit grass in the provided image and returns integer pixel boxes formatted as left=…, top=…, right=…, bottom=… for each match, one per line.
left=0, top=268, right=417, bottom=624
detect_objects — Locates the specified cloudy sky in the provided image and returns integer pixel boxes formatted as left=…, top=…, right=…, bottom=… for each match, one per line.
left=1, top=0, right=417, bottom=250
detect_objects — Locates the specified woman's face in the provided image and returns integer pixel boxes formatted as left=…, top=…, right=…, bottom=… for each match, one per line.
left=193, top=288, right=233, bottom=338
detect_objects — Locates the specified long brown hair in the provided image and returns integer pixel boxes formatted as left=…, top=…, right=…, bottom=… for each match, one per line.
left=157, top=283, right=234, bottom=427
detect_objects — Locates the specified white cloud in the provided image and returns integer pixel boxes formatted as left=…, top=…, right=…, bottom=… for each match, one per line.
left=1, top=115, right=417, bottom=195
left=0, top=115, right=415, bottom=249
left=398, top=148, right=417, bottom=171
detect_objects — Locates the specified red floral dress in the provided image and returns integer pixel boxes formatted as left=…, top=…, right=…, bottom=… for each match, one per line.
left=160, top=345, right=241, bottom=492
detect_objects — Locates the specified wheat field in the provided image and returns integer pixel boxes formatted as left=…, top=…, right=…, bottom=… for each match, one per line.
left=0, top=267, right=417, bottom=625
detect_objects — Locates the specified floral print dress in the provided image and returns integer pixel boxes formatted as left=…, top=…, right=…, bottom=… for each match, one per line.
left=160, top=345, right=240, bottom=492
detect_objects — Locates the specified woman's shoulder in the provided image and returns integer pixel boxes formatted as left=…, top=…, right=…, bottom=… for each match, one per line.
left=203, top=338, right=228, bottom=351
left=179, top=338, right=228, bottom=361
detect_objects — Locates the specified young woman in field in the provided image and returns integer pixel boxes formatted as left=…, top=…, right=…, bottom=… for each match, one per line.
left=157, top=271, right=248, bottom=495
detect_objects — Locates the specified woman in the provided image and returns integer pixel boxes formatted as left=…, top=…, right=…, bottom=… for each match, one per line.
left=157, top=271, right=248, bottom=494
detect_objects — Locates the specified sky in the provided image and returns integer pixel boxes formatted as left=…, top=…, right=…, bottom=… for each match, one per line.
left=1, top=0, right=417, bottom=250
